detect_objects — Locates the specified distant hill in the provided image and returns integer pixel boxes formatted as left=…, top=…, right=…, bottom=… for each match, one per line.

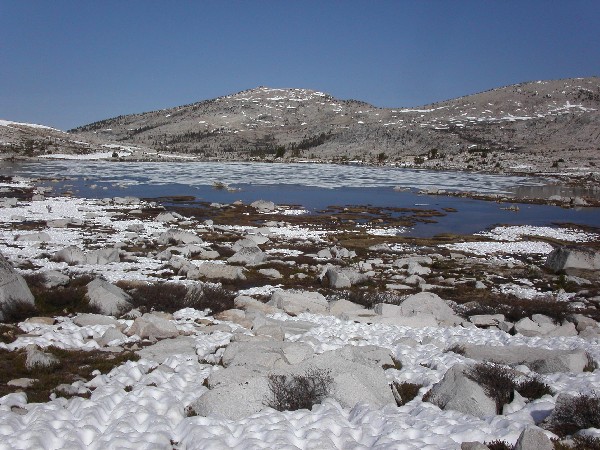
left=2, top=78, right=599, bottom=169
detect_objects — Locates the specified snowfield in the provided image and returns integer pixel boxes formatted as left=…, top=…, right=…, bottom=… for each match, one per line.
left=0, top=311, right=599, bottom=449
left=0, top=179, right=599, bottom=449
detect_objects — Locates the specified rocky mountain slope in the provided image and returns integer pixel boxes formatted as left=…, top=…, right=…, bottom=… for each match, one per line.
left=68, top=77, right=600, bottom=165
left=0, top=120, right=117, bottom=158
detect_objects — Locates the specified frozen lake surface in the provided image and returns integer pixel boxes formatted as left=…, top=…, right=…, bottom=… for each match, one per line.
left=3, top=161, right=599, bottom=236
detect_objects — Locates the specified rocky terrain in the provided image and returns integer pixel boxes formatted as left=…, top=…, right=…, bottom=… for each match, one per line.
left=0, top=176, right=599, bottom=449
left=2, top=78, right=600, bottom=181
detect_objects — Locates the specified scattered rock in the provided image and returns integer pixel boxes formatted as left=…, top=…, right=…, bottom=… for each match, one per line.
left=97, top=327, right=128, bottom=347
left=15, top=232, right=51, bottom=242
left=155, top=212, right=180, bottom=223
left=322, top=266, right=351, bottom=288
left=231, top=238, right=259, bottom=252
left=0, top=252, right=35, bottom=320
left=234, top=295, right=281, bottom=315
left=514, top=426, right=553, bottom=450
left=53, top=246, right=119, bottom=265
left=227, top=247, right=267, bottom=266
left=397, top=292, right=462, bottom=326
left=545, top=246, right=600, bottom=272
left=215, top=309, right=253, bottom=329
left=85, top=279, right=132, bottom=316
left=425, top=364, right=496, bottom=418
left=23, top=317, right=55, bottom=325
left=127, top=312, right=179, bottom=339
left=258, top=268, right=282, bottom=279
left=157, top=229, right=203, bottom=245
left=187, top=263, right=246, bottom=281
left=40, top=270, right=70, bottom=288
left=328, top=299, right=366, bottom=316
left=250, top=200, right=275, bottom=212
left=268, top=290, right=328, bottom=315
left=461, top=345, right=589, bottom=373
left=25, top=345, right=60, bottom=371
left=136, top=336, right=197, bottom=363
left=73, top=313, right=124, bottom=328
left=7, top=378, right=37, bottom=388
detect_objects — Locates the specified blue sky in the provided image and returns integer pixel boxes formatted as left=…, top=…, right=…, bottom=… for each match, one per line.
left=1, top=0, right=599, bottom=130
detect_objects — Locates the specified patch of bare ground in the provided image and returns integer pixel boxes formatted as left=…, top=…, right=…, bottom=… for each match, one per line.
left=22, top=273, right=101, bottom=317
left=0, top=347, right=139, bottom=403
left=435, top=283, right=573, bottom=323
left=117, top=282, right=235, bottom=314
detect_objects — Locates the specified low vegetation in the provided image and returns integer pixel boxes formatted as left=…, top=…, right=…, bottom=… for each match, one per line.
left=467, top=363, right=553, bottom=414
left=0, top=347, right=139, bottom=403
left=265, top=368, right=333, bottom=412
left=23, top=273, right=101, bottom=317
left=544, top=392, right=600, bottom=438
left=125, top=282, right=235, bottom=314
left=391, top=381, right=421, bottom=406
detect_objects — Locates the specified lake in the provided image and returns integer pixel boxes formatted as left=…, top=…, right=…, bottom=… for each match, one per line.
left=2, top=160, right=599, bottom=236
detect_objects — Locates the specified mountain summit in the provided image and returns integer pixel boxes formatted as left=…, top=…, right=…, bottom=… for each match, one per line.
left=2, top=78, right=599, bottom=169
left=69, top=78, right=600, bottom=162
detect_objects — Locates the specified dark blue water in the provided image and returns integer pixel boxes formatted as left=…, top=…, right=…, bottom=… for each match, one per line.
left=37, top=179, right=600, bottom=237
left=3, top=160, right=599, bottom=237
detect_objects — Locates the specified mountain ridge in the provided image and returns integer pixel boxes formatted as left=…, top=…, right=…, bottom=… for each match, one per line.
left=2, top=77, right=599, bottom=174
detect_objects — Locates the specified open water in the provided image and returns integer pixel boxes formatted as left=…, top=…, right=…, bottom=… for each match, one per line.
left=2, top=160, right=599, bottom=237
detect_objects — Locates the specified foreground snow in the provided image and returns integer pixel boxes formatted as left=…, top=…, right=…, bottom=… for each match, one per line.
left=1, top=310, right=599, bottom=449
left=1, top=181, right=599, bottom=449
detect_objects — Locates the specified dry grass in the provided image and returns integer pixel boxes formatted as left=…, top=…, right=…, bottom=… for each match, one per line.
left=24, top=274, right=100, bottom=317
left=436, top=284, right=573, bottom=323
left=0, top=299, right=39, bottom=323
left=126, top=282, right=235, bottom=314
left=0, top=347, right=139, bottom=403
left=329, top=289, right=404, bottom=309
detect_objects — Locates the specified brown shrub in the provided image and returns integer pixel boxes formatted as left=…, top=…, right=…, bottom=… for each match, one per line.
left=467, top=363, right=515, bottom=414
left=391, top=381, right=421, bottom=406
left=265, top=368, right=333, bottom=412
left=438, top=284, right=572, bottom=323
left=516, top=376, right=553, bottom=399
left=128, top=282, right=234, bottom=314
left=0, top=299, right=39, bottom=323
left=30, top=276, right=99, bottom=316
left=484, top=441, right=513, bottom=450
left=545, top=393, right=600, bottom=437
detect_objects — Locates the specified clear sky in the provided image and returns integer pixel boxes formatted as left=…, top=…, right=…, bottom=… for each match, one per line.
left=1, top=0, right=599, bottom=130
